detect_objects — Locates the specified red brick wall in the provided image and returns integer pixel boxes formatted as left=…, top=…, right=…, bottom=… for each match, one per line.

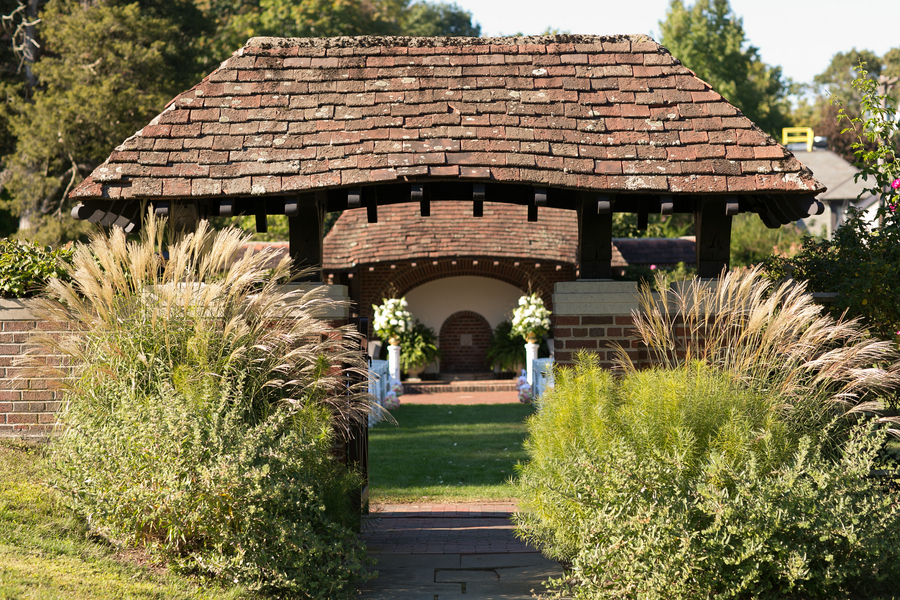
left=439, top=310, right=493, bottom=373
left=553, top=314, right=651, bottom=370
left=0, top=310, right=67, bottom=439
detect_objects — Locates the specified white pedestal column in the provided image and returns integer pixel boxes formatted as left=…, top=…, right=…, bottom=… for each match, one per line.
left=525, top=342, right=539, bottom=386
left=387, top=344, right=401, bottom=385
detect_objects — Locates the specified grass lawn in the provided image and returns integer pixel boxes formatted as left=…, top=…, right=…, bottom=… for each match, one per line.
left=0, top=440, right=249, bottom=600
left=368, top=403, right=535, bottom=503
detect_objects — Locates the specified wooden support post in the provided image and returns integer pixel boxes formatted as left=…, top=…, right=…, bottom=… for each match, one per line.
left=288, top=192, right=325, bottom=282
left=578, top=194, right=613, bottom=279
left=694, top=198, right=733, bottom=278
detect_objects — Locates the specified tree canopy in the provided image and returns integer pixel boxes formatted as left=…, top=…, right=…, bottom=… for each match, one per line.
left=658, top=0, right=792, bottom=137
left=0, top=0, right=480, bottom=244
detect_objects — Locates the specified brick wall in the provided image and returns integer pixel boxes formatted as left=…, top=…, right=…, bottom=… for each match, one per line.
left=0, top=300, right=66, bottom=440
left=0, top=285, right=354, bottom=442
left=438, top=310, right=493, bottom=373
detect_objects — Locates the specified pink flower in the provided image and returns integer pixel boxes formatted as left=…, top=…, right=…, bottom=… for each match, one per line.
left=892, top=178, right=900, bottom=190
left=650, top=264, right=657, bottom=270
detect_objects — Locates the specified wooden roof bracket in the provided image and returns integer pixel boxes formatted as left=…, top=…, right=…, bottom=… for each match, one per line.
left=597, top=195, right=613, bottom=214
left=660, top=195, right=674, bottom=215
left=473, top=183, right=485, bottom=217
left=412, top=184, right=429, bottom=217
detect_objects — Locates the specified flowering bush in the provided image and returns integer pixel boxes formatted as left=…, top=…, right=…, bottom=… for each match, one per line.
left=517, top=370, right=533, bottom=403
left=511, top=293, right=551, bottom=339
left=372, top=297, right=413, bottom=341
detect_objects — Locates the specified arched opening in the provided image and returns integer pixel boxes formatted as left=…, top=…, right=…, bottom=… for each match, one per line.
left=439, top=310, right=493, bottom=374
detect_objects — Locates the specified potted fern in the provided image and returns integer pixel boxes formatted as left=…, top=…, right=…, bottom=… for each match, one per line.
left=398, top=321, right=440, bottom=380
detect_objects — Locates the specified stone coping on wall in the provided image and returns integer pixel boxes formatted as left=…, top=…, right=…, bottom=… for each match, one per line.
left=553, top=280, right=645, bottom=316
left=0, top=298, right=40, bottom=320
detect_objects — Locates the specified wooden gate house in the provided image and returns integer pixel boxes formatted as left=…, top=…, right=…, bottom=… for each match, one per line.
left=0, top=34, right=825, bottom=437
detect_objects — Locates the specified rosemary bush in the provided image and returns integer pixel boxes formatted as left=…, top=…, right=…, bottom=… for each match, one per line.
left=516, top=268, right=900, bottom=599
left=37, top=215, right=373, bottom=598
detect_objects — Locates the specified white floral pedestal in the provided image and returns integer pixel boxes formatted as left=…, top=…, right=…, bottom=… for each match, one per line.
left=525, top=341, right=540, bottom=385
left=387, top=340, right=401, bottom=385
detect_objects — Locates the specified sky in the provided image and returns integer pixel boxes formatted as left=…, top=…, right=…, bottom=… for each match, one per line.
left=449, top=0, right=900, bottom=87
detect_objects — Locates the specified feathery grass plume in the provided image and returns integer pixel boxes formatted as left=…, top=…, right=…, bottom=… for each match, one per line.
left=33, top=212, right=378, bottom=436
left=27, top=213, right=379, bottom=596
left=612, top=267, right=900, bottom=438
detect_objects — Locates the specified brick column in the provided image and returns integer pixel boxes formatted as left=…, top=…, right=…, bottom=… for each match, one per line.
left=552, top=281, right=650, bottom=369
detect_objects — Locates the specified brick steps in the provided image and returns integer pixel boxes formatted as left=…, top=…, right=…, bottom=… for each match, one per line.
left=403, top=379, right=517, bottom=394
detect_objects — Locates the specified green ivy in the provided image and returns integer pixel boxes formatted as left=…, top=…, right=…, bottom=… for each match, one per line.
left=0, top=238, right=73, bottom=298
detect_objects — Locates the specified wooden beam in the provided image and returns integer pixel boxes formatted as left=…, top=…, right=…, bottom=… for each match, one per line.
left=578, top=194, right=613, bottom=279
left=289, top=193, right=325, bottom=282
left=694, top=198, right=733, bottom=278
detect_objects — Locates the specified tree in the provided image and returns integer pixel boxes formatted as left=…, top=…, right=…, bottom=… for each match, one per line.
left=659, top=0, right=793, bottom=137
left=2, top=0, right=209, bottom=244
left=806, top=47, right=900, bottom=162
left=399, top=1, right=479, bottom=37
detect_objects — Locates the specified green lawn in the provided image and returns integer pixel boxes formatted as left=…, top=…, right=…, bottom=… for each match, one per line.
left=368, top=403, right=535, bottom=503
left=0, top=441, right=249, bottom=600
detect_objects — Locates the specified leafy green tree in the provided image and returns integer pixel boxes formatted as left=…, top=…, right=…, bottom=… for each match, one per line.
left=400, top=1, right=479, bottom=36
left=659, top=0, right=792, bottom=137
left=767, top=64, right=900, bottom=344
left=2, top=0, right=209, bottom=245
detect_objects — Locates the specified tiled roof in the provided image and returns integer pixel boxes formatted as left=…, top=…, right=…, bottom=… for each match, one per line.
left=71, top=35, right=823, bottom=208
left=322, top=202, right=579, bottom=268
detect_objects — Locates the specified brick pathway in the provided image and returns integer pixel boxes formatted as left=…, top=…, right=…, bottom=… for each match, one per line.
left=359, top=502, right=562, bottom=599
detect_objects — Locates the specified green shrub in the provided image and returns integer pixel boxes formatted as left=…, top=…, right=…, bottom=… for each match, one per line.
left=516, top=358, right=900, bottom=599
left=38, top=215, right=373, bottom=598
left=399, top=320, right=441, bottom=374
left=0, top=238, right=73, bottom=297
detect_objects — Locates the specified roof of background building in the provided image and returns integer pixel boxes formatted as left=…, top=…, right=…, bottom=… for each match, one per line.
left=793, top=148, right=871, bottom=202
left=71, top=34, right=823, bottom=209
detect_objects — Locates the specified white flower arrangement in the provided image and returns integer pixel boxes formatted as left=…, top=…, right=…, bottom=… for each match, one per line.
left=372, top=297, right=413, bottom=341
left=511, top=293, right=552, bottom=339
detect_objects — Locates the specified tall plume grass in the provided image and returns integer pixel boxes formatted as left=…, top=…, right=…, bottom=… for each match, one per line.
left=34, top=212, right=376, bottom=436
left=613, top=267, right=900, bottom=436
left=28, top=213, right=378, bottom=595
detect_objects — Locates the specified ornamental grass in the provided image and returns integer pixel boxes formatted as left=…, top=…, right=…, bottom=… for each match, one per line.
left=30, top=214, right=377, bottom=598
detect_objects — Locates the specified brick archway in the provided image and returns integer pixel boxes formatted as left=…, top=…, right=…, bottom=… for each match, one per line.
left=439, top=311, right=493, bottom=374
